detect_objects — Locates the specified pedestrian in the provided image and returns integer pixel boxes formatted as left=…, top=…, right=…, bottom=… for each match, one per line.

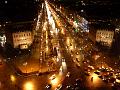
left=91, top=77, right=93, bottom=82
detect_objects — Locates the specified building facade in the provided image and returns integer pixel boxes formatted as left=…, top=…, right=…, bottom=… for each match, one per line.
left=12, top=31, right=33, bottom=49
left=96, top=30, right=114, bottom=48
left=0, top=34, right=6, bottom=47
left=111, top=25, right=120, bottom=57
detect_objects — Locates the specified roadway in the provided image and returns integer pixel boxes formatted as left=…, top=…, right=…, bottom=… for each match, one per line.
left=0, top=1, right=118, bottom=90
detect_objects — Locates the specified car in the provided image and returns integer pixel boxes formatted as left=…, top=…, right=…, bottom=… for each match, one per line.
left=66, top=85, right=74, bottom=89
left=45, top=84, right=52, bottom=89
left=76, top=52, right=79, bottom=55
left=84, top=68, right=90, bottom=72
left=55, top=84, right=62, bottom=90
left=49, top=74, right=56, bottom=80
left=108, top=77, right=116, bottom=83
left=74, top=78, right=84, bottom=89
left=108, top=72, right=113, bottom=76
left=84, top=71, right=91, bottom=76
left=99, top=68, right=108, bottom=72
left=76, top=63, right=80, bottom=67
left=113, top=82, right=120, bottom=88
left=74, top=86, right=81, bottom=90
left=102, top=75, right=110, bottom=82
left=98, top=75, right=104, bottom=79
left=66, top=72, right=70, bottom=77
left=88, top=65, right=94, bottom=70
left=75, top=78, right=82, bottom=84
left=94, top=70, right=100, bottom=75
left=82, top=60, right=89, bottom=64
left=103, top=78, right=109, bottom=83
left=76, top=58, right=80, bottom=62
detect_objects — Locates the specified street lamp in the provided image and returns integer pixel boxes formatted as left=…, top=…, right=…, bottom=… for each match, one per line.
left=10, top=75, right=16, bottom=83
left=39, top=58, right=42, bottom=73
left=23, top=81, right=34, bottom=90
left=94, top=54, right=100, bottom=66
left=101, top=57, right=105, bottom=68
left=23, top=62, right=28, bottom=73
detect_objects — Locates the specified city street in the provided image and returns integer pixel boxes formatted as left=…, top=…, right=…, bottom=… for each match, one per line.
left=0, top=1, right=120, bottom=90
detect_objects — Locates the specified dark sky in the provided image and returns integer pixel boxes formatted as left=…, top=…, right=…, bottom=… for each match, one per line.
left=52, top=0, right=120, bottom=19
left=0, top=0, right=39, bottom=21
left=0, top=0, right=120, bottom=21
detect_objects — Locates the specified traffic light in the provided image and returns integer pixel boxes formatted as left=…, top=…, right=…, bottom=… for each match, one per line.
left=75, top=29, right=78, bottom=32
left=74, top=18, right=78, bottom=23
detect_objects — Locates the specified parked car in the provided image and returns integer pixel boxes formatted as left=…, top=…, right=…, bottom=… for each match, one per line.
left=66, top=72, right=70, bottom=77
left=84, top=71, right=91, bottom=76
left=55, top=84, right=62, bottom=90
left=45, top=84, right=52, bottom=89
left=66, top=85, right=74, bottom=90
left=49, top=74, right=56, bottom=80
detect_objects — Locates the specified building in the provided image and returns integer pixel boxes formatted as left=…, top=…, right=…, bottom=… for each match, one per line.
left=12, top=31, right=33, bottom=49
left=5, top=22, right=34, bottom=49
left=111, top=25, right=120, bottom=57
left=0, top=27, right=6, bottom=47
left=0, top=34, right=6, bottom=47
left=96, top=30, right=114, bottom=48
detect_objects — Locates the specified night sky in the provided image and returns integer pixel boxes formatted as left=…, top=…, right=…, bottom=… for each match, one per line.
left=0, top=0, right=120, bottom=21
left=0, top=0, right=39, bottom=21
left=51, top=0, right=120, bottom=19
